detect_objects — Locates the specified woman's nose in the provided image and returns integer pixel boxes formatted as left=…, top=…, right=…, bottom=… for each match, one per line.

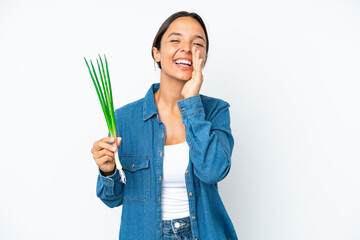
left=180, top=42, right=192, bottom=53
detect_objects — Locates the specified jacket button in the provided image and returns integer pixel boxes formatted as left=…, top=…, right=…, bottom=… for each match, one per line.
left=160, top=151, right=163, bottom=157
left=181, top=107, right=185, bottom=111
left=159, top=175, right=162, bottom=181
left=185, top=170, right=189, bottom=174
left=192, top=216, right=196, bottom=219
left=132, top=163, right=135, bottom=168
left=189, top=192, right=193, bottom=196
left=162, top=132, right=164, bottom=138
left=195, top=238, right=198, bottom=240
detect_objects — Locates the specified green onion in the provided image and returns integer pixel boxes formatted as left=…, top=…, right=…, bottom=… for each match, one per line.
left=84, top=54, right=126, bottom=184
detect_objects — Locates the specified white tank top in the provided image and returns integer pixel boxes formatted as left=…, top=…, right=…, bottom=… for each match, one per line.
left=161, top=141, right=190, bottom=220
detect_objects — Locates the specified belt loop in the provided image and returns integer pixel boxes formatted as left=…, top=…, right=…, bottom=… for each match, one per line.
left=171, top=219, right=176, bottom=234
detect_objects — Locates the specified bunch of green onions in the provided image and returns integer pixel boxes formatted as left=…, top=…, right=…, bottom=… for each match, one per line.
left=84, top=54, right=126, bottom=184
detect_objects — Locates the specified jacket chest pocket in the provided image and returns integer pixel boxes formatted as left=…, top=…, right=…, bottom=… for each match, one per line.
left=121, top=155, right=151, bottom=201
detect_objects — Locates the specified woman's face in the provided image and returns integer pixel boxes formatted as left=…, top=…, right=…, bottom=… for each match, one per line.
left=153, top=17, right=207, bottom=81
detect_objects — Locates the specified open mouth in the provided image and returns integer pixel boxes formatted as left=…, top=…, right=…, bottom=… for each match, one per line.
left=174, top=59, right=192, bottom=68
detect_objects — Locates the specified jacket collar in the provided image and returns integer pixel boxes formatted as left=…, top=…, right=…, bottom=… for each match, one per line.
left=143, top=82, right=160, bottom=121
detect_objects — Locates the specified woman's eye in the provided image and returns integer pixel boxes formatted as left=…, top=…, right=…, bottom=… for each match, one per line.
left=170, top=40, right=180, bottom=43
left=194, top=43, right=204, bottom=47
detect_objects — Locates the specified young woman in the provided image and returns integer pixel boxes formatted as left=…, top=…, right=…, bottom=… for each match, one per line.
left=91, top=11, right=238, bottom=240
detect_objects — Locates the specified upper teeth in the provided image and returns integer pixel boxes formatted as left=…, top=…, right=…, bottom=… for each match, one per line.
left=175, top=59, right=192, bottom=65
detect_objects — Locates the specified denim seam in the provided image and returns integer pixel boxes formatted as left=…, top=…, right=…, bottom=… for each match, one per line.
left=121, top=155, right=151, bottom=159
left=174, top=228, right=191, bottom=233
left=171, top=219, right=175, bottom=235
left=182, top=110, right=205, bottom=118
left=123, top=166, right=148, bottom=171
left=178, top=94, right=200, bottom=103
left=105, top=195, right=122, bottom=201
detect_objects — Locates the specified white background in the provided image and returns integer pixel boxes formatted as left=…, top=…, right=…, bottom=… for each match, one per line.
left=1, top=0, right=359, bottom=239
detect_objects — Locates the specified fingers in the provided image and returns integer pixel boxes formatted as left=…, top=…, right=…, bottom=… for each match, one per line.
left=102, top=136, right=117, bottom=143
left=198, top=58, right=204, bottom=73
left=116, top=137, right=122, bottom=147
left=192, top=46, right=197, bottom=72
left=92, top=137, right=114, bottom=153
left=192, top=47, right=203, bottom=73
left=92, top=137, right=121, bottom=152
left=91, top=137, right=121, bottom=164
left=196, top=50, right=201, bottom=72
left=91, top=136, right=122, bottom=173
left=93, top=148, right=114, bottom=159
left=97, top=154, right=115, bottom=166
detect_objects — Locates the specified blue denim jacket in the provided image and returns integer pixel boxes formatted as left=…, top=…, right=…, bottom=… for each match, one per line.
left=96, top=82, right=238, bottom=240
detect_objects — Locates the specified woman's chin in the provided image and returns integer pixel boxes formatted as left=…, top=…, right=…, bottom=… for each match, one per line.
left=176, top=74, right=192, bottom=81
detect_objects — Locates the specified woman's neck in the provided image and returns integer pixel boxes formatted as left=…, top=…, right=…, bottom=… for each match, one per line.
left=154, top=75, right=186, bottom=111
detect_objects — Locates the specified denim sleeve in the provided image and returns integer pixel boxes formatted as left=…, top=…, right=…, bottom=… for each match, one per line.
left=177, top=94, right=235, bottom=184
left=96, top=167, right=124, bottom=208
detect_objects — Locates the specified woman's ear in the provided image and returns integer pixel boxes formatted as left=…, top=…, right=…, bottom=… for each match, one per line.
left=152, top=47, right=161, bottom=63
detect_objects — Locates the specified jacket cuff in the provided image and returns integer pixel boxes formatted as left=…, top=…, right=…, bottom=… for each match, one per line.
left=98, top=167, right=120, bottom=186
left=177, top=94, right=204, bottom=117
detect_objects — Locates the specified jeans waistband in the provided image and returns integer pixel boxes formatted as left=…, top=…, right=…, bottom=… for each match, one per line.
left=161, top=216, right=191, bottom=233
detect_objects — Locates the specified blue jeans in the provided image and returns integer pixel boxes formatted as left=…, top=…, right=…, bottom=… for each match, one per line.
left=161, top=216, right=193, bottom=240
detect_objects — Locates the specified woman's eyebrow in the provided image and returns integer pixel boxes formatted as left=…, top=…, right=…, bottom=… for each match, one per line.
left=167, top=32, right=206, bottom=42
left=168, top=32, right=182, bottom=38
left=194, top=34, right=206, bottom=42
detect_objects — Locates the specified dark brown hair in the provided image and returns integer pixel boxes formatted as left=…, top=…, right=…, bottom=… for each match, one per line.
left=151, top=11, right=209, bottom=69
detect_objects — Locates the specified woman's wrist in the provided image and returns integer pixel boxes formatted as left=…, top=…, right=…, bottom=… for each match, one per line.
left=101, top=168, right=116, bottom=176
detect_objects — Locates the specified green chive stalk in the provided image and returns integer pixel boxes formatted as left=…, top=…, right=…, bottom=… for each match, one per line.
left=84, top=54, right=126, bottom=184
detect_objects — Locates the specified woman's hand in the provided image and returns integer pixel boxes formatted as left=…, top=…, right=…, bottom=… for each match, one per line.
left=91, top=137, right=122, bottom=176
left=181, top=47, right=205, bottom=99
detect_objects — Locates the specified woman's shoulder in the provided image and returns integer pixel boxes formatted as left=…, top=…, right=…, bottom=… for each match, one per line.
left=114, top=97, right=145, bottom=115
